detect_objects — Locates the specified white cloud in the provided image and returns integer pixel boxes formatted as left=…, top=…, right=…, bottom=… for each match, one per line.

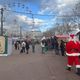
left=38, top=7, right=50, bottom=14
left=0, top=0, right=80, bottom=32
left=39, top=0, right=79, bottom=15
left=1, top=11, right=44, bottom=30
left=38, top=0, right=58, bottom=14
left=17, top=15, right=27, bottom=22
left=16, top=14, right=44, bottom=27
left=57, top=3, right=66, bottom=8
left=37, top=0, right=80, bottom=31
left=58, top=0, right=79, bottom=5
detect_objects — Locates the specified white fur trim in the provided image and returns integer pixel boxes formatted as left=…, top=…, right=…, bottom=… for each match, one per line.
left=66, top=53, right=80, bottom=56
left=76, top=65, right=80, bottom=68
left=67, top=65, right=72, bottom=67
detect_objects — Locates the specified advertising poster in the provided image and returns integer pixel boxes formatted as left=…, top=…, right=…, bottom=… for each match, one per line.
left=0, top=36, right=8, bottom=55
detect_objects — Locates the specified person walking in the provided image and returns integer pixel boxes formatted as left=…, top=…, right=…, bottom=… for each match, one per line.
left=50, top=37, right=55, bottom=49
left=20, top=41, right=26, bottom=53
left=65, top=34, right=80, bottom=76
left=54, top=36, right=59, bottom=55
left=31, top=39, right=36, bottom=53
left=25, top=40, right=30, bottom=54
left=41, top=39, right=45, bottom=54
left=14, top=41, right=18, bottom=50
left=60, top=40, right=65, bottom=56
left=17, top=41, right=20, bottom=50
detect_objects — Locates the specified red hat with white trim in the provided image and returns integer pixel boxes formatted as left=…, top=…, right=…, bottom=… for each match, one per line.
left=70, top=34, right=75, bottom=39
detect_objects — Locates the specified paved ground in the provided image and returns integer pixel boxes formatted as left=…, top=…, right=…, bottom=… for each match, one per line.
left=0, top=45, right=80, bottom=80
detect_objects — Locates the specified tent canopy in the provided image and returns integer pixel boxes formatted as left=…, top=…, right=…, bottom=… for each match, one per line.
left=55, top=35, right=69, bottom=38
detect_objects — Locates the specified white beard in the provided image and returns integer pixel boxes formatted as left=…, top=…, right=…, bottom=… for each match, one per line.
left=69, top=36, right=78, bottom=42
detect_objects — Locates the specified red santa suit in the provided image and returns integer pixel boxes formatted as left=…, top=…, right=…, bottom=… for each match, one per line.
left=66, top=34, right=80, bottom=75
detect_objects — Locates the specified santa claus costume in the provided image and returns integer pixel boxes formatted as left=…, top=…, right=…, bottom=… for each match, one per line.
left=66, top=34, right=80, bottom=75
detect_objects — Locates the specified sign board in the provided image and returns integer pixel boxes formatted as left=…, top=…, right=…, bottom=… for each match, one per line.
left=0, top=36, right=12, bottom=56
left=0, top=36, right=8, bottom=56
left=0, top=36, right=6, bottom=54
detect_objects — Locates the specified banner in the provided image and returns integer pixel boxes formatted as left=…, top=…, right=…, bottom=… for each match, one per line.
left=0, top=36, right=5, bottom=54
left=0, top=36, right=7, bottom=54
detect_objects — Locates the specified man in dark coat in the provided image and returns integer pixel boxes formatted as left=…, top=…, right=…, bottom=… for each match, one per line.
left=25, top=40, right=30, bottom=54
left=54, top=36, right=59, bottom=55
left=60, top=40, right=65, bottom=56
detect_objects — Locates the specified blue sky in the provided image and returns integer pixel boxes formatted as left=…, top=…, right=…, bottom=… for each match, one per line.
left=0, top=0, right=79, bottom=32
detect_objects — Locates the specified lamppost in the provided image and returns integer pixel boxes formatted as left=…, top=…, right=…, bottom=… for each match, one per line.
left=0, top=8, right=4, bottom=36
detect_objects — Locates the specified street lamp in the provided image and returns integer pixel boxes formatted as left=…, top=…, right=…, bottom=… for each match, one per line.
left=0, top=8, right=4, bottom=36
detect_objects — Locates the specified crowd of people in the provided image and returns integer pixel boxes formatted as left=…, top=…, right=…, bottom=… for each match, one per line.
left=41, top=34, right=80, bottom=76
left=14, top=39, right=36, bottom=54
left=41, top=36, right=66, bottom=56
left=14, top=40, right=29, bottom=53
left=13, top=36, right=66, bottom=56
left=13, top=34, right=80, bottom=76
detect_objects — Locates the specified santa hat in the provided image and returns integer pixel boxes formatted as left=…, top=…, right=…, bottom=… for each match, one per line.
left=69, top=34, right=78, bottom=41
left=70, top=34, right=75, bottom=39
